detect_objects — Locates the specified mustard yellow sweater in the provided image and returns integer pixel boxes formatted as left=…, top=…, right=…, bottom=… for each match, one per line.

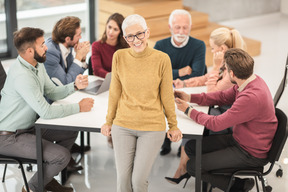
left=105, top=46, right=179, bottom=131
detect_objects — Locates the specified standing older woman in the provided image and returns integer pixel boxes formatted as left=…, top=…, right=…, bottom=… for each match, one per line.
left=91, top=13, right=128, bottom=78
left=101, top=14, right=182, bottom=192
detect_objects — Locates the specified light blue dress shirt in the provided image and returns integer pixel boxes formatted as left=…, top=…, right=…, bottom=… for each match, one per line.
left=0, top=56, right=79, bottom=132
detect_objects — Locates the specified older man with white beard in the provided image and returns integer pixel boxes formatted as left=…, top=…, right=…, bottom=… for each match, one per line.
left=154, top=9, right=206, bottom=81
left=154, top=9, right=206, bottom=156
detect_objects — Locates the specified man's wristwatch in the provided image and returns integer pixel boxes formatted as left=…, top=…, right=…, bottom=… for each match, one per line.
left=74, top=82, right=78, bottom=90
left=184, top=106, right=192, bottom=116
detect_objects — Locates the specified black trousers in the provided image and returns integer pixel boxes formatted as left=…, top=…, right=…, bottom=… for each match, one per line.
left=184, top=134, right=268, bottom=191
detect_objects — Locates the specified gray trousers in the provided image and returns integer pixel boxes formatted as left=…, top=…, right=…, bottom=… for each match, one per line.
left=0, top=127, right=78, bottom=191
left=185, top=134, right=268, bottom=191
left=111, top=125, right=165, bottom=192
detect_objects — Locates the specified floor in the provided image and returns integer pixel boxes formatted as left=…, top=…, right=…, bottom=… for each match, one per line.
left=1, top=12, right=288, bottom=192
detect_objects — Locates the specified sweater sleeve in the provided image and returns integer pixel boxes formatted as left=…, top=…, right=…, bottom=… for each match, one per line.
left=185, top=41, right=206, bottom=79
left=184, top=74, right=208, bottom=87
left=190, top=86, right=237, bottom=106
left=160, top=54, right=179, bottom=131
left=206, top=70, right=234, bottom=93
left=91, top=41, right=109, bottom=78
left=105, top=51, right=122, bottom=125
left=189, top=93, right=260, bottom=132
left=14, top=73, right=79, bottom=120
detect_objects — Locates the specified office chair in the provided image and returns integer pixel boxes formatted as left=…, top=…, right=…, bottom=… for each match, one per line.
left=273, top=54, right=288, bottom=107
left=88, top=56, right=94, bottom=75
left=208, top=108, right=288, bottom=192
left=271, top=54, right=288, bottom=180
left=0, top=61, right=6, bottom=101
left=0, top=60, right=37, bottom=192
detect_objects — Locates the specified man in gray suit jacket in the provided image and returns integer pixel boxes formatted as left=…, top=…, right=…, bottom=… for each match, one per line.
left=44, top=16, right=90, bottom=85
left=44, top=16, right=91, bottom=172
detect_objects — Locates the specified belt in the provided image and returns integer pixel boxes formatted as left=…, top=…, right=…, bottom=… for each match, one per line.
left=0, top=131, right=15, bottom=136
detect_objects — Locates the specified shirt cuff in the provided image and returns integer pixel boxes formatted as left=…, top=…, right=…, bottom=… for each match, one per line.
left=68, top=82, right=76, bottom=94
left=73, top=58, right=87, bottom=69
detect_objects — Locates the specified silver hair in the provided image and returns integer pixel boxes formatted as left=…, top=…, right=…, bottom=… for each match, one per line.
left=122, top=14, right=147, bottom=36
left=169, top=9, right=192, bottom=27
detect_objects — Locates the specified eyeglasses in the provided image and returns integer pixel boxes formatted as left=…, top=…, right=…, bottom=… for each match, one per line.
left=125, top=30, right=147, bottom=42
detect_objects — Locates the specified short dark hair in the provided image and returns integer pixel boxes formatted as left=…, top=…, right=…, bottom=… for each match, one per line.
left=52, top=16, right=81, bottom=44
left=224, top=48, right=254, bottom=79
left=13, top=27, right=44, bottom=53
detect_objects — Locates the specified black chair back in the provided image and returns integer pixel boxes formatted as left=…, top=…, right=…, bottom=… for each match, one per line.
left=274, top=54, right=288, bottom=106
left=88, top=57, right=93, bottom=75
left=0, top=60, right=7, bottom=100
left=210, top=108, right=288, bottom=192
left=268, top=108, right=288, bottom=163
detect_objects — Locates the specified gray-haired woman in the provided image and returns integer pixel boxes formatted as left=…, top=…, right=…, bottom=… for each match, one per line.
left=101, top=14, right=182, bottom=192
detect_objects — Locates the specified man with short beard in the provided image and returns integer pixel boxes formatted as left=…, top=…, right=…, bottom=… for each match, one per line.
left=154, top=9, right=206, bottom=156
left=44, top=16, right=90, bottom=85
left=0, top=27, right=94, bottom=192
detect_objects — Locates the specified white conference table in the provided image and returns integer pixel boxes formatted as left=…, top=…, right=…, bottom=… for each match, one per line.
left=35, top=76, right=208, bottom=192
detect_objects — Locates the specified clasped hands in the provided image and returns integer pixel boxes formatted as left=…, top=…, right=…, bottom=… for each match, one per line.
left=75, top=41, right=90, bottom=61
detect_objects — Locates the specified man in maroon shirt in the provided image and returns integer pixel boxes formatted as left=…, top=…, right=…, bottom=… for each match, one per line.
left=174, top=48, right=277, bottom=192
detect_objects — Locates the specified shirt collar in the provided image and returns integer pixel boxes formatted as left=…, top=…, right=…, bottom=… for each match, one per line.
left=170, top=36, right=189, bottom=48
left=59, top=43, right=71, bottom=59
left=238, top=74, right=256, bottom=92
left=18, top=55, right=39, bottom=75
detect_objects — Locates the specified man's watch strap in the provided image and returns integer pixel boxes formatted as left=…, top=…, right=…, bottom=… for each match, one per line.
left=74, top=82, right=78, bottom=90
left=184, top=106, right=192, bottom=116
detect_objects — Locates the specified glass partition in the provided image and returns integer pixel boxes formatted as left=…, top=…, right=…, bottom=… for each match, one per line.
left=16, top=0, right=87, bottom=39
left=0, top=0, right=7, bottom=54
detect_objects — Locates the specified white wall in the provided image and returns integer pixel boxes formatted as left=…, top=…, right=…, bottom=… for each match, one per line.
left=0, top=4, right=87, bottom=41
left=281, top=0, right=288, bottom=14
left=183, top=0, right=281, bottom=22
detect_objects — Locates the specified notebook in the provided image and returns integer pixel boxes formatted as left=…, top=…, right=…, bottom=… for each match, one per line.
left=82, top=73, right=111, bottom=95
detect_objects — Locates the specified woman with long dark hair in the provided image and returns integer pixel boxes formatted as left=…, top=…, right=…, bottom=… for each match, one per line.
left=91, top=13, right=128, bottom=78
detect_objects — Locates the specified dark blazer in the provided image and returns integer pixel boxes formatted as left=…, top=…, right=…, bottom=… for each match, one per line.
left=44, top=37, right=85, bottom=85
